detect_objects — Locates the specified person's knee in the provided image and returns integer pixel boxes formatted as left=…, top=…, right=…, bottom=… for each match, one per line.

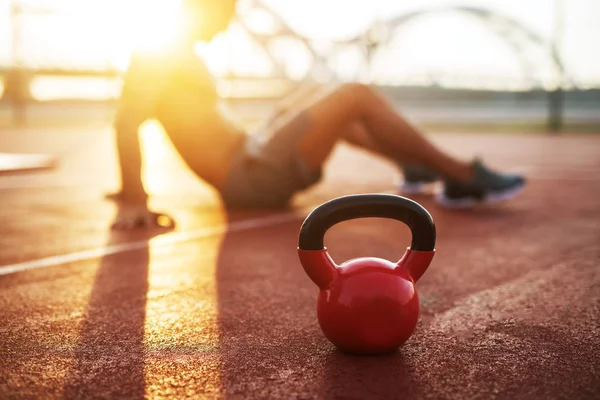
left=337, top=82, right=373, bottom=98
left=335, top=83, right=376, bottom=113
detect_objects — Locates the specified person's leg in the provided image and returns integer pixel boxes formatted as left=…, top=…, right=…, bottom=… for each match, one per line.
left=342, top=122, right=393, bottom=157
left=268, top=84, right=410, bottom=165
left=296, top=83, right=474, bottom=182
left=342, top=122, right=441, bottom=194
left=292, top=83, right=525, bottom=207
left=342, top=122, right=424, bottom=167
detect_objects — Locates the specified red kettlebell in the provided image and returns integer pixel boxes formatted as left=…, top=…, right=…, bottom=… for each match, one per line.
left=298, top=194, right=436, bottom=355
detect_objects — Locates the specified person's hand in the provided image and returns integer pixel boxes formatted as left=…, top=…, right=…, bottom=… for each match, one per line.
left=111, top=203, right=175, bottom=231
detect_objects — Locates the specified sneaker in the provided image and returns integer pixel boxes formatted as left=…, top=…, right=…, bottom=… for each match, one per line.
left=436, top=160, right=526, bottom=208
left=399, top=164, right=440, bottom=195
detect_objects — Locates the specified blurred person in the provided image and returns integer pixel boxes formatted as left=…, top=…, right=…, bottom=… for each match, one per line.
left=108, top=0, right=525, bottom=229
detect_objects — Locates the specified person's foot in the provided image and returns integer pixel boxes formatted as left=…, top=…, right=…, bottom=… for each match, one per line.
left=436, top=160, right=526, bottom=208
left=399, top=164, right=440, bottom=195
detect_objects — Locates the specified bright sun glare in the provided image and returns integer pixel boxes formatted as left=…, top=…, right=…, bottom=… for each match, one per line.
left=126, top=0, right=181, bottom=51
left=23, top=0, right=234, bottom=72
left=73, top=0, right=270, bottom=76
left=17, top=0, right=303, bottom=100
left=12, top=0, right=588, bottom=98
left=98, top=0, right=184, bottom=66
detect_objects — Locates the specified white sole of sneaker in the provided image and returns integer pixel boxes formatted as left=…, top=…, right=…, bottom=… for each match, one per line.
left=399, top=181, right=439, bottom=196
left=435, top=182, right=526, bottom=209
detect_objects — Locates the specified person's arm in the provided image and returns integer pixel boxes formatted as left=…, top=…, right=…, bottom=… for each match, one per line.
left=112, top=52, right=168, bottom=203
left=108, top=52, right=176, bottom=230
left=113, top=109, right=147, bottom=204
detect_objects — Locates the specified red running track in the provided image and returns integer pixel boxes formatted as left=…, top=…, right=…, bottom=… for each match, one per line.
left=0, top=131, right=599, bottom=399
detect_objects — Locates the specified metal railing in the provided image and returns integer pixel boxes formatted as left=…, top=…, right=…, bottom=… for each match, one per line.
left=1, top=0, right=594, bottom=131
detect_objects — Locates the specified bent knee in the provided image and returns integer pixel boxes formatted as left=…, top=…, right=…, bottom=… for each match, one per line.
left=333, top=83, right=376, bottom=112
left=336, top=82, right=373, bottom=98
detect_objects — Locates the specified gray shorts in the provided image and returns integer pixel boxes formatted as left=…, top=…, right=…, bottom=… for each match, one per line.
left=221, top=112, right=322, bottom=208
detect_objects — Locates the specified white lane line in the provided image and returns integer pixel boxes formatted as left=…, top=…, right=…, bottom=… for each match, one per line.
left=1, top=170, right=599, bottom=191
left=0, top=165, right=596, bottom=277
left=0, top=211, right=304, bottom=277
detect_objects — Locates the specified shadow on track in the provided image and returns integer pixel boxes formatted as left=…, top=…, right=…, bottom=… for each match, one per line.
left=321, top=350, right=421, bottom=398
left=62, top=216, right=169, bottom=400
left=213, top=207, right=423, bottom=398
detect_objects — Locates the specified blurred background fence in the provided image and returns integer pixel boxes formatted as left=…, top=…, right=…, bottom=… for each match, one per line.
left=0, top=0, right=599, bottom=132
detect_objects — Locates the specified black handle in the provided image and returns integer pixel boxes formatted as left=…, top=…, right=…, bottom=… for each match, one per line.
left=298, top=194, right=436, bottom=251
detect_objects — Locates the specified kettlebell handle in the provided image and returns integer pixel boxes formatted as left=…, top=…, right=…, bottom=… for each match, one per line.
left=298, top=194, right=436, bottom=252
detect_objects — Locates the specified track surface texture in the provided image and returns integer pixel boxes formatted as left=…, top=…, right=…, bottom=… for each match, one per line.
left=0, top=128, right=599, bottom=400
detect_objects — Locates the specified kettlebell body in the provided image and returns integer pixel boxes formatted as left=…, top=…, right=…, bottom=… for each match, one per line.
left=298, top=194, right=436, bottom=355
